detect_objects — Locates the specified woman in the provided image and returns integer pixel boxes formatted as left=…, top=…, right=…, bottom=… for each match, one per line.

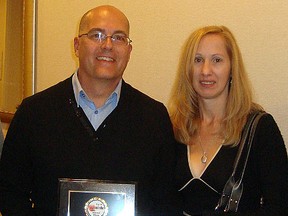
left=168, top=25, right=288, bottom=215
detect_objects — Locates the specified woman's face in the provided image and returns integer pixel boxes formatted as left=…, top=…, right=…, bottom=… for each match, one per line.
left=192, top=34, right=231, bottom=102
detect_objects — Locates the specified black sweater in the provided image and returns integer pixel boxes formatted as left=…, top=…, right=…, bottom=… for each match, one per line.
left=0, top=77, right=179, bottom=215
left=176, top=114, right=288, bottom=216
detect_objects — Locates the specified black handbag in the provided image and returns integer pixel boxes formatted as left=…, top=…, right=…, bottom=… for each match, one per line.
left=215, top=111, right=266, bottom=212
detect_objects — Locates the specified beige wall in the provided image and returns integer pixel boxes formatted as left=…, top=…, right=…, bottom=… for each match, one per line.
left=36, top=0, right=288, bottom=146
left=0, top=0, right=23, bottom=112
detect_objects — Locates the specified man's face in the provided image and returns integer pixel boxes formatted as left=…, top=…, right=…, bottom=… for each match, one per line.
left=74, top=8, right=132, bottom=83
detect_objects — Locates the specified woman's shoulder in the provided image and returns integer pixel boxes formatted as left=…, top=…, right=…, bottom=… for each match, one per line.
left=255, top=112, right=282, bottom=135
left=252, top=111, right=287, bottom=157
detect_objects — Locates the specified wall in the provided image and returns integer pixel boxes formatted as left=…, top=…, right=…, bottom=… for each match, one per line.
left=0, top=0, right=23, bottom=112
left=36, top=0, right=288, bottom=147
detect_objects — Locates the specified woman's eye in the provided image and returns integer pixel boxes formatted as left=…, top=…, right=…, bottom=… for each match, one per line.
left=194, top=57, right=202, bottom=63
left=213, top=58, right=222, bottom=63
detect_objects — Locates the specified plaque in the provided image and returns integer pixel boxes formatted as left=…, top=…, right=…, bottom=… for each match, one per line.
left=57, top=178, right=136, bottom=216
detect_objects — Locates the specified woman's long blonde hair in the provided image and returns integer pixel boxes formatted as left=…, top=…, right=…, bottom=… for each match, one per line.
left=168, top=25, right=263, bottom=146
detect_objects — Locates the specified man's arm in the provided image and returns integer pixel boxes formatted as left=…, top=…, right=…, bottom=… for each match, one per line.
left=0, top=101, right=35, bottom=215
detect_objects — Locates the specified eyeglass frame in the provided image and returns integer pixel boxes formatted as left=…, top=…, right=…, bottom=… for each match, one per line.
left=78, top=28, right=132, bottom=46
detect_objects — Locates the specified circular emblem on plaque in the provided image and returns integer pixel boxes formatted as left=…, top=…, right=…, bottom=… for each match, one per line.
left=84, top=197, right=108, bottom=216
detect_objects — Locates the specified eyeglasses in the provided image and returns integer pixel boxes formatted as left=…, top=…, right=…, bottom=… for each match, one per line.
left=78, top=30, right=132, bottom=46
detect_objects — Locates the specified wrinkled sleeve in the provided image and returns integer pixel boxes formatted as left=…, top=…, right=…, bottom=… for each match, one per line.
left=0, top=99, right=36, bottom=215
left=150, top=103, right=181, bottom=215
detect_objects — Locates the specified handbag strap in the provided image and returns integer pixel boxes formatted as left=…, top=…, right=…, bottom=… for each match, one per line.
left=215, top=111, right=266, bottom=212
left=237, top=111, right=266, bottom=182
left=231, top=111, right=265, bottom=178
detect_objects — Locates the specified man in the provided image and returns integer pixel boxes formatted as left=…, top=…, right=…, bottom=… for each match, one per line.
left=0, top=5, right=178, bottom=215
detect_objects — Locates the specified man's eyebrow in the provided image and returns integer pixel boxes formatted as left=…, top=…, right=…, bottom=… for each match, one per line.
left=88, top=27, right=104, bottom=32
left=88, top=28, right=127, bottom=35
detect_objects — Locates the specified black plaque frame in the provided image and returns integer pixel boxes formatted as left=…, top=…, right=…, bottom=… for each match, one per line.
left=57, top=178, right=136, bottom=216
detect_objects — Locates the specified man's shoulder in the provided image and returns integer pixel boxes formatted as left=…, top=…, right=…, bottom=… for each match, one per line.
left=121, top=81, right=163, bottom=106
left=21, top=77, right=73, bottom=109
left=119, top=81, right=170, bottom=119
left=23, top=77, right=73, bottom=104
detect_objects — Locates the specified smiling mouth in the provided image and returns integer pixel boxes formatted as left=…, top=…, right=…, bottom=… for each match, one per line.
left=97, top=56, right=114, bottom=62
left=201, top=81, right=215, bottom=85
